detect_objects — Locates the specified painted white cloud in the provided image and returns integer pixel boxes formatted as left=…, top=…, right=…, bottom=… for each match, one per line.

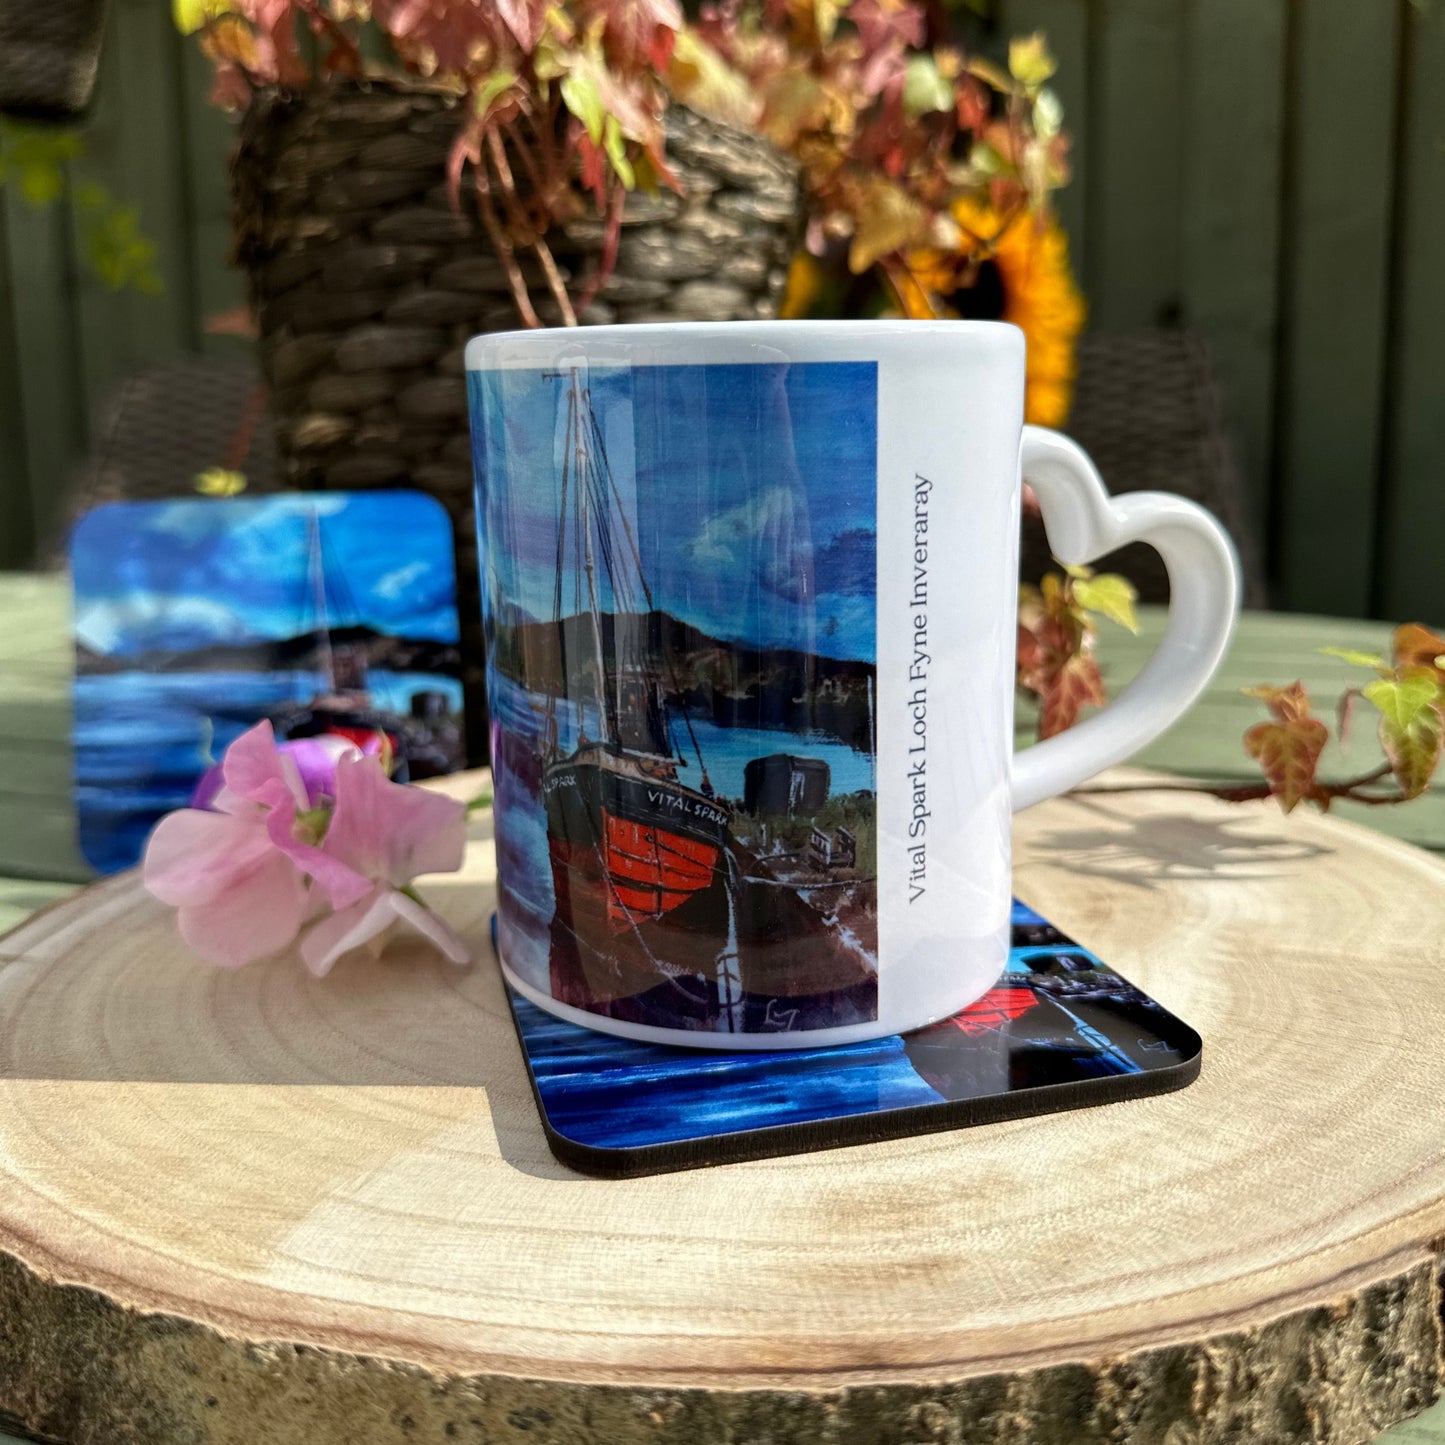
left=373, top=559, right=430, bottom=601
left=74, top=595, right=252, bottom=655
left=685, top=487, right=813, bottom=601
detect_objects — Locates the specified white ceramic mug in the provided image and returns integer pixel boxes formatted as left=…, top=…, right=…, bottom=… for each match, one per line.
left=467, top=320, right=1238, bottom=1049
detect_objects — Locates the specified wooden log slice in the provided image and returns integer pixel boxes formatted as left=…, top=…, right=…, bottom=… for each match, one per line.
left=0, top=770, right=1442, bottom=1444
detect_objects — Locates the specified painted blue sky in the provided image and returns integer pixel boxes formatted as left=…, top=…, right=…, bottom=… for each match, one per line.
left=71, top=493, right=459, bottom=656
left=471, top=361, right=878, bottom=661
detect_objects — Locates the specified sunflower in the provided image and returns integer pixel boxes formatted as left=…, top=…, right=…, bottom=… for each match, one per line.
left=904, top=201, right=1085, bottom=427
left=783, top=202, right=1085, bottom=428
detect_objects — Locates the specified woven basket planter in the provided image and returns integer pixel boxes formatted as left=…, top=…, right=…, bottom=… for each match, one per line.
left=0, top=0, right=107, bottom=120
left=232, top=77, right=803, bottom=759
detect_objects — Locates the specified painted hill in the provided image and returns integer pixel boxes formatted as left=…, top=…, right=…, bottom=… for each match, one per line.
left=490, top=609, right=875, bottom=752
left=76, top=624, right=460, bottom=679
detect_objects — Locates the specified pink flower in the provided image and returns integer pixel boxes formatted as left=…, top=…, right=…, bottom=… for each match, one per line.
left=190, top=730, right=387, bottom=811
left=144, top=722, right=469, bottom=974
left=301, top=751, right=468, bottom=977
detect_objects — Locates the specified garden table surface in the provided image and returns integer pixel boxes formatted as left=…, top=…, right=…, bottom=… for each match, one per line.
left=0, top=569, right=1441, bottom=1444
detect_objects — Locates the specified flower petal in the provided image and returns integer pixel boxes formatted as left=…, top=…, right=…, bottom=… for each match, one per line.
left=323, top=754, right=466, bottom=886
left=283, top=734, right=361, bottom=806
left=389, top=888, right=471, bottom=966
left=175, top=846, right=309, bottom=967
left=298, top=883, right=471, bottom=977
left=264, top=795, right=372, bottom=909
left=143, top=808, right=273, bottom=907
left=299, top=883, right=397, bottom=977
left=189, top=762, right=225, bottom=810
left=221, top=720, right=307, bottom=809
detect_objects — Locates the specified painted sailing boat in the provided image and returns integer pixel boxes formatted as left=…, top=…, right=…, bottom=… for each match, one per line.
left=535, top=368, right=879, bottom=1030
left=538, top=368, right=738, bottom=1008
left=267, top=509, right=461, bottom=778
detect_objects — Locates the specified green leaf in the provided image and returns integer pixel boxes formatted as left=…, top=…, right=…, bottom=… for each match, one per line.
left=1363, top=672, right=1441, bottom=730
left=80, top=201, right=163, bottom=294
left=666, top=28, right=759, bottom=128
left=1008, top=32, right=1057, bottom=89
left=603, top=114, right=634, bottom=189
left=1319, top=645, right=1386, bottom=668
left=967, top=139, right=1005, bottom=177
left=19, top=164, right=63, bottom=207
left=560, top=70, right=605, bottom=143
left=0, top=123, right=81, bottom=210
left=172, top=0, right=233, bottom=34
left=1378, top=700, right=1444, bottom=800
left=194, top=467, right=247, bottom=496
left=1033, top=86, right=1063, bottom=140
left=473, top=69, right=518, bottom=118
left=902, top=55, right=954, bottom=118
left=1071, top=572, right=1139, bottom=634
left=965, top=57, right=1015, bottom=94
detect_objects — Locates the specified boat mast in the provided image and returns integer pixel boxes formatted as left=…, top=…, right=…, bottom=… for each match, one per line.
left=574, top=367, right=611, bottom=745
left=580, top=395, right=712, bottom=788
left=306, top=509, right=335, bottom=693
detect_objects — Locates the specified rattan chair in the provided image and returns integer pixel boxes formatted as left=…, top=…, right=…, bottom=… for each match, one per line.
left=68, top=358, right=279, bottom=515
left=1022, top=330, right=1267, bottom=607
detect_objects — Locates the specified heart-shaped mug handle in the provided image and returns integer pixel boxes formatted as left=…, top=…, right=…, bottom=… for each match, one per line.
left=1012, top=425, right=1242, bottom=812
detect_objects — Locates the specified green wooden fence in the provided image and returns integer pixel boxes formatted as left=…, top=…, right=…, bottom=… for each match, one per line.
left=0, top=0, right=1440, bottom=621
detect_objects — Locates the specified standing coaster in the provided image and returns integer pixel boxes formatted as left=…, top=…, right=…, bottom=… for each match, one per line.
left=70, top=492, right=465, bottom=873
left=502, top=900, right=1201, bottom=1177
left=0, top=774, right=1443, bottom=1444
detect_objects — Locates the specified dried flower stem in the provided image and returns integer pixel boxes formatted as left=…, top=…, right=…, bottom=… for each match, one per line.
left=471, top=170, right=542, bottom=329
left=485, top=129, right=576, bottom=327
left=1071, top=762, right=1405, bottom=807
left=572, top=183, right=626, bottom=315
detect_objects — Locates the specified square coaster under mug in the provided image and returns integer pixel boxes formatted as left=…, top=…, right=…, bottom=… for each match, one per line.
left=468, top=320, right=1239, bottom=1051
left=499, top=900, right=1202, bottom=1177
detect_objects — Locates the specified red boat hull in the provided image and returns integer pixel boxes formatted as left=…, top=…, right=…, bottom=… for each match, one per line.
left=543, top=754, right=730, bottom=1004
left=599, top=811, right=718, bottom=928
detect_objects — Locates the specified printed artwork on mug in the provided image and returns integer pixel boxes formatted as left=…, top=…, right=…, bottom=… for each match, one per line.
left=471, top=361, right=880, bottom=1037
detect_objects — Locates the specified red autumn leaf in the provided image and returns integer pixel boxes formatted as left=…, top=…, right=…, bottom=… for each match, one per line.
left=1016, top=622, right=1043, bottom=686
left=1393, top=622, right=1445, bottom=675
left=576, top=133, right=608, bottom=202
left=1336, top=687, right=1359, bottom=745
left=495, top=0, right=549, bottom=51
left=848, top=0, right=926, bottom=52
left=956, top=76, right=990, bottom=133
left=648, top=24, right=677, bottom=72
left=1039, top=653, right=1105, bottom=739
left=1243, top=716, right=1328, bottom=813
left=1241, top=681, right=1313, bottom=726
left=203, top=303, right=258, bottom=339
